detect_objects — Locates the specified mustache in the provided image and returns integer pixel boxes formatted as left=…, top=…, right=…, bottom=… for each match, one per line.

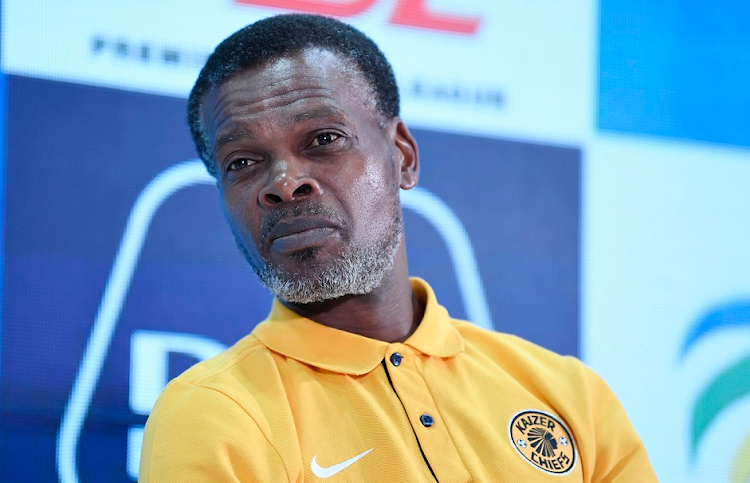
left=260, top=202, right=345, bottom=241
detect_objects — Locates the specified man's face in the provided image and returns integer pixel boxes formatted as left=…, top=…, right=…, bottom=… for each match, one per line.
left=202, top=48, right=418, bottom=303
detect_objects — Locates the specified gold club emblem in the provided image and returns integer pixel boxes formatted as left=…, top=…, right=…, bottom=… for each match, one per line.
left=509, top=410, right=576, bottom=474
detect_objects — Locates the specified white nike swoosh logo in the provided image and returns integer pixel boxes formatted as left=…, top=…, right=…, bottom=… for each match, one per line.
left=310, top=448, right=373, bottom=478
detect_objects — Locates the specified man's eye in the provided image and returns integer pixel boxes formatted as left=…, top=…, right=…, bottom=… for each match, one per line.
left=227, top=158, right=255, bottom=171
left=311, top=132, right=341, bottom=147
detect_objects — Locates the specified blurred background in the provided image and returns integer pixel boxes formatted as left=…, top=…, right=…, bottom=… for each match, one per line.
left=1, top=0, right=748, bottom=481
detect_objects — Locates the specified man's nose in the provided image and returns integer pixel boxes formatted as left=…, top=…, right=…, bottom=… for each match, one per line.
left=258, top=159, right=322, bottom=207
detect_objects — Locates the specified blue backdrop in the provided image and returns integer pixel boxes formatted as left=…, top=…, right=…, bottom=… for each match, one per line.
left=1, top=75, right=578, bottom=481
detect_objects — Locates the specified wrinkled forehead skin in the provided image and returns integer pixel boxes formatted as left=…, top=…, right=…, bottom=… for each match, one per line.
left=201, top=47, right=384, bottom=162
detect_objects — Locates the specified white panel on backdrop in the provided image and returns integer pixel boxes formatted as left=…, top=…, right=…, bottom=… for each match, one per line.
left=1, top=0, right=592, bottom=145
left=582, top=136, right=750, bottom=482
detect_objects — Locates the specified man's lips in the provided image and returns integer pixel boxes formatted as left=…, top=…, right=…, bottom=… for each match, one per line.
left=266, top=218, right=339, bottom=252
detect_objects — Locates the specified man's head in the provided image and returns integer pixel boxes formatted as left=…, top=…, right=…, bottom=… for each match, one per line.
left=188, top=14, right=400, bottom=175
left=189, top=15, right=419, bottom=304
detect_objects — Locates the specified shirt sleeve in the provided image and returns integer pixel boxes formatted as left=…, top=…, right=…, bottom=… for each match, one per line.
left=138, top=379, right=290, bottom=483
left=581, top=365, right=659, bottom=483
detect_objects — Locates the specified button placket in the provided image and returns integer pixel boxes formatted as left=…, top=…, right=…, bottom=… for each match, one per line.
left=384, top=345, right=470, bottom=482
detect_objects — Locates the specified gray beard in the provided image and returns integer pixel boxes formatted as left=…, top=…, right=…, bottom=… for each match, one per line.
left=241, top=205, right=403, bottom=304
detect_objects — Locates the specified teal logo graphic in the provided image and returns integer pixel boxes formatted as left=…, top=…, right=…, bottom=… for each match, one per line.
left=682, top=302, right=750, bottom=482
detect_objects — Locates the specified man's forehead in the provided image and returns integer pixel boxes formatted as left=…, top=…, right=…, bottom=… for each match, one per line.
left=202, top=48, right=380, bottom=135
left=212, top=48, right=373, bottom=103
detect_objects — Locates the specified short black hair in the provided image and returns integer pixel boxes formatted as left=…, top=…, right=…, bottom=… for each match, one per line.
left=187, top=14, right=400, bottom=175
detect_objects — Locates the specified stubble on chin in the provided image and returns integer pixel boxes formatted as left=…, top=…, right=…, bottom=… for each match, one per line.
left=235, top=201, right=403, bottom=304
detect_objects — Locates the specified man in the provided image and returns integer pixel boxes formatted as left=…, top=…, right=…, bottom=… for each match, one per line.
left=139, top=14, right=657, bottom=482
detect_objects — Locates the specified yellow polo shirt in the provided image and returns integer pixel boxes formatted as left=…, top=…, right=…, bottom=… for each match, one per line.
left=140, top=278, right=656, bottom=482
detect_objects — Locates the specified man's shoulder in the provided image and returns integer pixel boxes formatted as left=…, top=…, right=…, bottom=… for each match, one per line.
left=167, top=332, right=274, bottom=391
left=449, top=318, right=591, bottom=381
left=451, top=317, right=567, bottom=355
left=149, top=331, right=285, bottom=429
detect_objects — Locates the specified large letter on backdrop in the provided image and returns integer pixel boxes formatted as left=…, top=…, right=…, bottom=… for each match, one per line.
left=389, top=0, right=479, bottom=34
left=233, top=0, right=377, bottom=17
left=233, top=0, right=480, bottom=34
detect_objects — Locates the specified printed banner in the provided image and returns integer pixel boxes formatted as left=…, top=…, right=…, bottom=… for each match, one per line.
left=1, top=0, right=593, bottom=143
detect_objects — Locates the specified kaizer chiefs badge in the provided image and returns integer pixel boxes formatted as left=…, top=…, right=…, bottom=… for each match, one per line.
left=509, top=410, right=576, bottom=474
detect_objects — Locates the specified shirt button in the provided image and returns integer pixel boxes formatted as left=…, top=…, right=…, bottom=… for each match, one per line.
left=390, top=352, right=402, bottom=366
left=420, top=414, right=434, bottom=427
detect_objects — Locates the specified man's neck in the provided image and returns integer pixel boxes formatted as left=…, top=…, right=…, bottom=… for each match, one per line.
left=279, top=248, right=424, bottom=343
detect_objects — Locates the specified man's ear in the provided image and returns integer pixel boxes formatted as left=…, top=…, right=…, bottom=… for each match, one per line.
left=392, top=118, right=419, bottom=190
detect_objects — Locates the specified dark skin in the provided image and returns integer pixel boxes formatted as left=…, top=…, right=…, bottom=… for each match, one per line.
left=203, top=48, right=424, bottom=343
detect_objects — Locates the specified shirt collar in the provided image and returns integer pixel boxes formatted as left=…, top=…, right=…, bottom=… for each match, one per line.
left=252, top=278, right=464, bottom=375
